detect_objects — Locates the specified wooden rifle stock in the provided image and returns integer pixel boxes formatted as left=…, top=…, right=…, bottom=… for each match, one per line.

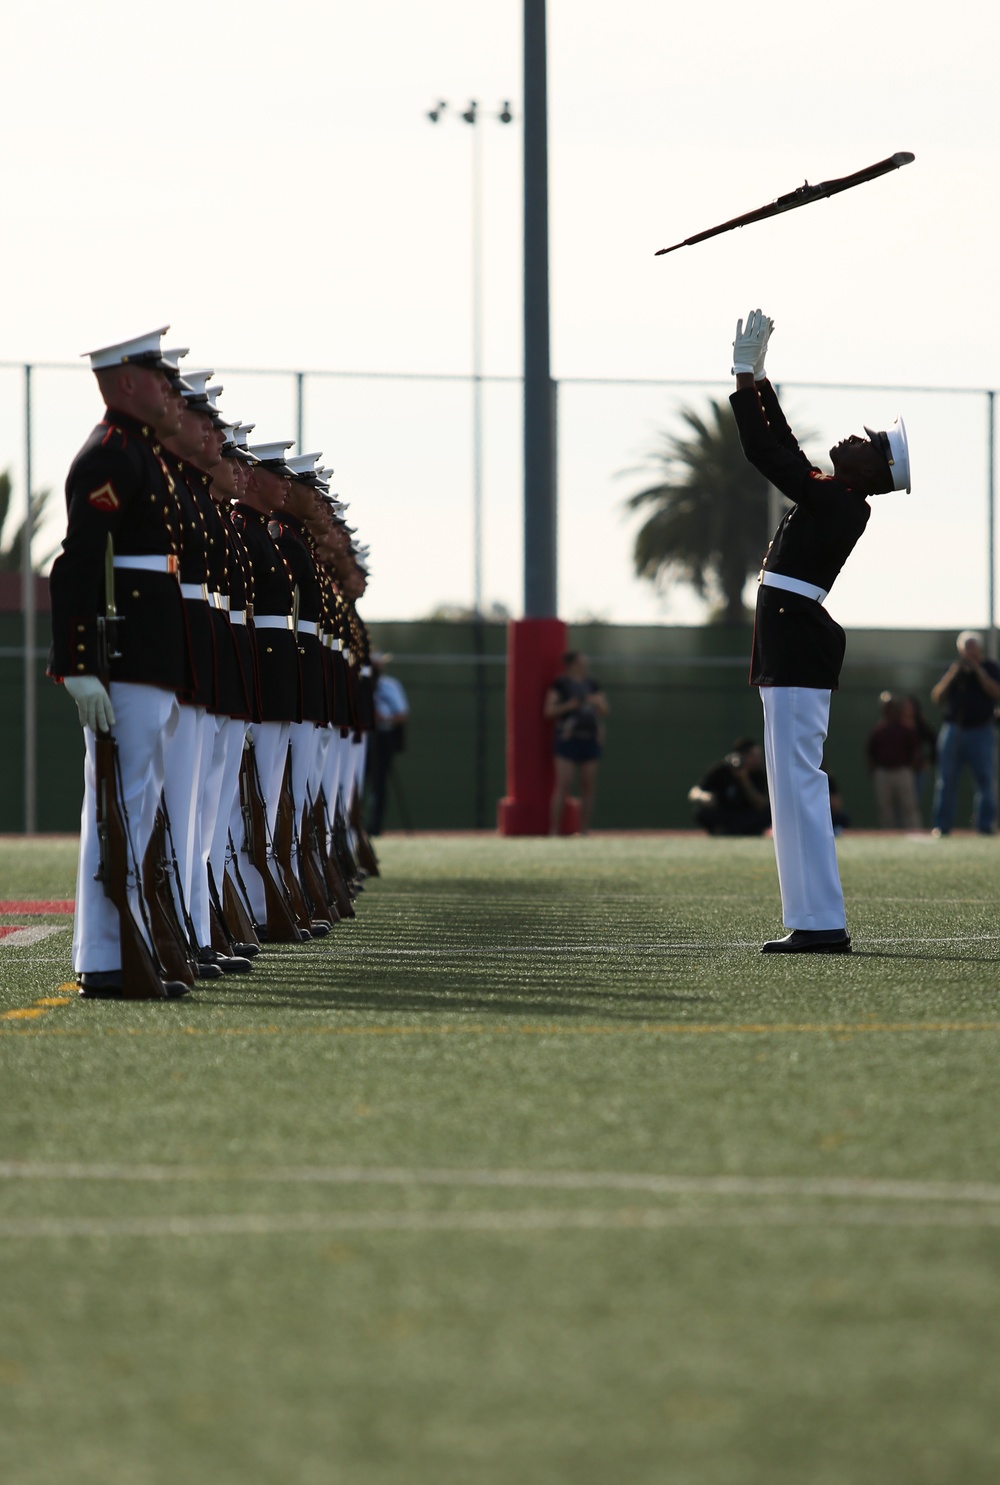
left=239, top=741, right=303, bottom=942
left=300, top=817, right=338, bottom=923
left=332, top=793, right=361, bottom=884
left=350, top=788, right=380, bottom=877
left=140, top=812, right=196, bottom=986
left=274, top=763, right=317, bottom=931
left=222, top=863, right=260, bottom=947
left=313, top=791, right=355, bottom=918
left=93, top=733, right=170, bottom=1000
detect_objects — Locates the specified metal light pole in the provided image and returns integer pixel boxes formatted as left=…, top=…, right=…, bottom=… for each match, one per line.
left=522, top=0, right=555, bottom=619
left=427, top=97, right=513, bottom=618
left=498, top=0, right=577, bottom=834
left=23, top=364, right=36, bottom=834
left=427, top=97, right=514, bottom=826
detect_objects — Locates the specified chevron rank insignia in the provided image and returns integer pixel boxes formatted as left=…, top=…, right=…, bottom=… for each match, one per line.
left=87, top=482, right=120, bottom=511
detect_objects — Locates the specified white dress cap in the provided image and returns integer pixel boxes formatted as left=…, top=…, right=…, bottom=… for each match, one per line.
left=249, top=439, right=295, bottom=465
left=160, top=346, right=195, bottom=393
left=863, top=415, right=911, bottom=493
left=181, top=369, right=215, bottom=401
left=203, top=386, right=233, bottom=425
left=286, top=452, right=324, bottom=478
left=84, top=326, right=170, bottom=371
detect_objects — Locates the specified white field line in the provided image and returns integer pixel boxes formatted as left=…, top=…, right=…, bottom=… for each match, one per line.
left=3, top=1204, right=1000, bottom=1239
left=0, top=926, right=63, bottom=949
left=4, top=1162, right=1000, bottom=1205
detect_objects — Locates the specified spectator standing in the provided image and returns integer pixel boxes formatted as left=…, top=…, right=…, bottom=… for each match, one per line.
left=689, top=738, right=770, bottom=836
left=900, top=693, right=937, bottom=809
left=544, top=652, right=609, bottom=835
left=368, top=654, right=409, bottom=835
left=866, top=692, right=922, bottom=829
left=930, top=631, right=1000, bottom=835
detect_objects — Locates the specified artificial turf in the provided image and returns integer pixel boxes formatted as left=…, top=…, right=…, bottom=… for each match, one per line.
left=2, top=831, right=1000, bottom=1484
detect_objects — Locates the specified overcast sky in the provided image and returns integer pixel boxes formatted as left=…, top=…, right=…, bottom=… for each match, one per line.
left=2, top=0, right=997, bottom=629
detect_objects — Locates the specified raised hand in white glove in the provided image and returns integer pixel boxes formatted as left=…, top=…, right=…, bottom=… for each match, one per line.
left=732, top=308, right=774, bottom=378
left=63, top=676, right=116, bottom=734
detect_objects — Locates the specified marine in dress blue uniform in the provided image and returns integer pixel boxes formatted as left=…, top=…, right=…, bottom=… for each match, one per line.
left=729, top=310, right=910, bottom=954
left=49, top=327, right=195, bottom=999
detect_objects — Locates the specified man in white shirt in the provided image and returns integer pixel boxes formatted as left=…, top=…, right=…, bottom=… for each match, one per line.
left=369, top=654, right=409, bottom=834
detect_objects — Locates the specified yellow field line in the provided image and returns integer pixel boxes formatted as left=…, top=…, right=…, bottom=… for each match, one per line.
left=0, top=986, right=75, bottom=1023
left=4, top=1018, right=1000, bottom=1040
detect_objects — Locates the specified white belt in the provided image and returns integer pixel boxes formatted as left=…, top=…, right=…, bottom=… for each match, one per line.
left=297, top=620, right=318, bottom=636
left=210, top=591, right=229, bottom=611
left=113, top=554, right=178, bottom=574
left=323, top=635, right=343, bottom=651
left=230, top=610, right=246, bottom=626
left=759, top=570, right=828, bottom=604
left=181, top=582, right=209, bottom=602
left=254, top=614, right=292, bottom=630
left=361, top=664, right=373, bottom=677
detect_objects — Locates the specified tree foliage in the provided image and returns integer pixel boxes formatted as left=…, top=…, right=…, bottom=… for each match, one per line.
left=0, top=469, right=57, bottom=573
left=624, top=400, right=770, bottom=625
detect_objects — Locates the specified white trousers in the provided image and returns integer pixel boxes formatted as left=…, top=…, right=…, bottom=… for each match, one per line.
left=288, top=720, right=319, bottom=863
left=73, top=682, right=181, bottom=973
left=760, top=686, right=846, bottom=931
left=310, top=726, right=331, bottom=808
left=341, top=734, right=367, bottom=813
left=200, top=716, right=249, bottom=938
left=321, top=731, right=346, bottom=825
left=160, top=702, right=208, bottom=942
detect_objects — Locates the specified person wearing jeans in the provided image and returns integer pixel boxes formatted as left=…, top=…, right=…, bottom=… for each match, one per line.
left=930, top=631, right=1000, bottom=835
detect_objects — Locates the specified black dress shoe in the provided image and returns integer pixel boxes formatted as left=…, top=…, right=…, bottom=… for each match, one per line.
left=761, top=929, right=852, bottom=955
left=216, top=953, right=253, bottom=974
left=308, top=920, right=332, bottom=938
left=231, top=941, right=261, bottom=959
left=198, top=947, right=253, bottom=976
left=78, top=972, right=190, bottom=1000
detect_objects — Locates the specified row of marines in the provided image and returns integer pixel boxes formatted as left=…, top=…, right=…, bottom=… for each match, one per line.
left=48, top=326, right=380, bottom=1000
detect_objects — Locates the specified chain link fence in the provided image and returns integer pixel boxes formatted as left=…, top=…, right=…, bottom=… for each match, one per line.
left=1, top=361, right=995, bottom=830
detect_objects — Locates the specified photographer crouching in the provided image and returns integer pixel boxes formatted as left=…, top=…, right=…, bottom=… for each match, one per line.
left=689, top=738, right=771, bottom=837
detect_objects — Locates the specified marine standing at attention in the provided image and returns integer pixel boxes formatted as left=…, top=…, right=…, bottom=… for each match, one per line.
left=729, top=310, right=910, bottom=954
left=48, top=327, right=195, bottom=1000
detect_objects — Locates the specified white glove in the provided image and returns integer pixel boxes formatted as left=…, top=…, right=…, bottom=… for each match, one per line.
left=732, top=309, right=774, bottom=378
left=64, top=676, right=116, bottom=734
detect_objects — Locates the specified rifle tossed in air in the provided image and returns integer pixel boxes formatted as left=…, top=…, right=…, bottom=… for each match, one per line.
left=655, top=152, right=914, bottom=256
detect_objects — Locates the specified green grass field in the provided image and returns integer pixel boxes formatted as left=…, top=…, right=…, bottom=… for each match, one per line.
left=2, top=831, right=1000, bottom=1485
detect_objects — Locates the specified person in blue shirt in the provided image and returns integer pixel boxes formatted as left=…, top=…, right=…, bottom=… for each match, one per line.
left=368, top=653, right=409, bottom=835
left=930, top=631, right=1000, bottom=835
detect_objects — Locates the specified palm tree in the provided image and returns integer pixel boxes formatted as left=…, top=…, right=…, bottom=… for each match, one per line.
left=624, top=399, right=770, bottom=625
left=0, top=469, right=56, bottom=573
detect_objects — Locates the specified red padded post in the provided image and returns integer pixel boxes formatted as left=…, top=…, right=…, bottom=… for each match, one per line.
left=497, top=618, right=580, bottom=835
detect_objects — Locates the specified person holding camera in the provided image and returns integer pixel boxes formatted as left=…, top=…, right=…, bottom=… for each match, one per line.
left=689, top=738, right=770, bottom=836
left=930, top=631, right=1000, bottom=835
left=544, top=651, right=609, bottom=835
